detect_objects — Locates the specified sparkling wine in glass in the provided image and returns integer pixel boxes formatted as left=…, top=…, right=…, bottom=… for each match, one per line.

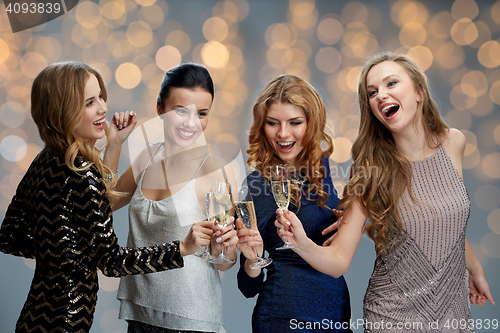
left=206, top=179, right=236, bottom=264
left=270, top=165, right=298, bottom=250
left=234, top=186, right=272, bottom=269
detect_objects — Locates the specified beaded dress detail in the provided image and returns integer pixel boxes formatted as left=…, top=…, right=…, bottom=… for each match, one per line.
left=363, top=145, right=472, bottom=332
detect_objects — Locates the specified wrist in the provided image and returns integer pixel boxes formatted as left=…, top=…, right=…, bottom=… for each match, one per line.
left=179, top=240, right=188, bottom=257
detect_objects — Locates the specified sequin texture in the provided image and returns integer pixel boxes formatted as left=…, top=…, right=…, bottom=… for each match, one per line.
left=0, top=151, right=184, bottom=333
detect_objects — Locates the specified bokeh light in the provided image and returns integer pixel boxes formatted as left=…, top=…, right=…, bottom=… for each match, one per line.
left=481, top=233, right=500, bottom=258
left=0, top=136, right=27, bottom=162
left=482, top=153, right=500, bottom=179
left=474, top=184, right=500, bottom=211
left=115, top=62, right=142, bottom=89
left=487, top=209, right=500, bottom=234
left=155, top=45, right=182, bottom=72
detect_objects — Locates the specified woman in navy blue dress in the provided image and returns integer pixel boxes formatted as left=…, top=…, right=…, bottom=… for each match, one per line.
left=236, top=75, right=352, bottom=332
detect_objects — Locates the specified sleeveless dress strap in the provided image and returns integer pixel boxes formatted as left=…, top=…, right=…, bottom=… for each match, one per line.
left=193, top=152, right=213, bottom=179
left=137, top=143, right=164, bottom=187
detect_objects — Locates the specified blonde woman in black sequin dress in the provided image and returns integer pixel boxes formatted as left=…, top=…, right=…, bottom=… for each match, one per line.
left=276, top=52, right=495, bottom=332
left=0, top=62, right=200, bottom=333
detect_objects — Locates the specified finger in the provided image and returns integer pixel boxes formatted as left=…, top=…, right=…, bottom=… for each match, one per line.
left=332, top=208, right=343, bottom=217
left=321, top=221, right=338, bottom=235
left=485, top=291, right=496, bottom=305
left=322, top=234, right=335, bottom=246
left=122, top=111, right=131, bottom=128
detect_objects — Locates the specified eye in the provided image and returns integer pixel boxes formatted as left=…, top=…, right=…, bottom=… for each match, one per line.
left=388, top=80, right=397, bottom=87
left=86, top=100, right=93, bottom=107
left=290, top=121, right=303, bottom=126
left=198, top=112, right=208, bottom=118
left=99, top=94, right=104, bottom=100
left=266, top=121, right=278, bottom=126
left=367, top=90, right=377, bottom=98
left=175, top=108, right=188, bottom=115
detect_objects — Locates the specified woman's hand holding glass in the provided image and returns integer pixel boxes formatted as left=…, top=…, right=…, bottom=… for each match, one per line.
left=180, top=220, right=216, bottom=257
left=270, top=165, right=298, bottom=250
left=205, top=178, right=236, bottom=264
left=234, top=186, right=272, bottom=269
left=274, top=209, right=308, bottom=249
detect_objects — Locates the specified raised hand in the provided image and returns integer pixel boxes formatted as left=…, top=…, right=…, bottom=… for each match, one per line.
left=108, top=111, right=137, bottom=146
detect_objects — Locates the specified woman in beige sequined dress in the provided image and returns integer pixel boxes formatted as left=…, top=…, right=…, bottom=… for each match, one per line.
left=275, top=52, right=494, bottom=332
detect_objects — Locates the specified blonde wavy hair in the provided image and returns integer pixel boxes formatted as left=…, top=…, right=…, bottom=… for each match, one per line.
left=31, top=61, right=121, bottom=205
left=340, top=52, right=449, bottom=255
left=247, top=75, right=334, bottom=209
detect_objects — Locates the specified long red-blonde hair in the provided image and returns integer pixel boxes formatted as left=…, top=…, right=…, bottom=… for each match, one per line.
left=247, top=75, right=334, bottom=209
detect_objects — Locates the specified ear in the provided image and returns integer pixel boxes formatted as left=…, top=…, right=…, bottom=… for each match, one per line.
left=156, top=103, right=163, bottom=116
left=416, top=86, right=423, bottom=103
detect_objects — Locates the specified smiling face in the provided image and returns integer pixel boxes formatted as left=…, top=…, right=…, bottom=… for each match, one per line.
left=158, top=87, right=212, bottom=149
left=366, top=60, right=422, bottom=135
left=264, top=101, right=307, bottom=169
left=74, top=73, right=107, bottom=141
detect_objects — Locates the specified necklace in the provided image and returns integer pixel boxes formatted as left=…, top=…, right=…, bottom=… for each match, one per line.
left=290, top=171, right=307, bottom=186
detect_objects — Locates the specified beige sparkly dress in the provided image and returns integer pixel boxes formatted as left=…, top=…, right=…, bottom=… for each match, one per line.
left=363, top=145, right=472, bottom=333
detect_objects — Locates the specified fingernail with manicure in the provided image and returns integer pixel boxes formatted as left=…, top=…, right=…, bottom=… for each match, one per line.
left=216, top=237, right=222, bottom=243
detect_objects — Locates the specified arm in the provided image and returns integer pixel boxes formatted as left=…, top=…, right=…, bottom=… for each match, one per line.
left=275, top=199, right=366, bottom=278
left=71, top=166, right=183, bottom=277
left=111, top=166, right=137, bottom=211
left=442, top=130, right=494, bottom=306
left=102, top=111, right=137, bottom=176
left=465, top=238, right=495, bottom=306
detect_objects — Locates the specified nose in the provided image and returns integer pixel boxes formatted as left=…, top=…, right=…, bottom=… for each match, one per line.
left=277, top=124, right=289, bottom=138
left=97, top=99, right=107, bottom=114
left=377, top=88, right=389, bottom=102
left=183, top=112, right=198, bottom=129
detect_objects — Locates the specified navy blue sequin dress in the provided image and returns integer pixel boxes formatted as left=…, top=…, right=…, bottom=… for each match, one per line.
left=237, top=158, right=352, bottom=332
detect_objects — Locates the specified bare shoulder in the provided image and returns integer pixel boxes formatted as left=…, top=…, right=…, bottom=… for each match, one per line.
left=441, top=128, right=466, bottom=155
left=440, top=128, right=465, bottom=177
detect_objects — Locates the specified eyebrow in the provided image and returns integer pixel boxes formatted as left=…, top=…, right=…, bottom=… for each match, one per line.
left=266, top=116, right=304, bottom=121
left=85, top=90, right=102, bottom=103
left=367, top=74, right=400, bottom=89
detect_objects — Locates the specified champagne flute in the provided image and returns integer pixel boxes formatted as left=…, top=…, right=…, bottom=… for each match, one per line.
left=270, top=165, right=298, bottom=250
left=234, top=186, right=272, bottom=269
left=206, top=178, right=236, bottom=264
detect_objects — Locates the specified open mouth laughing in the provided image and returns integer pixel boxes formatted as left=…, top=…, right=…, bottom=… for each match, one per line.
left=93, top=118, right=105, bottom=128
left=381, top=103, right=400, bottom=120
left=277, top=141, right=295, bottom=153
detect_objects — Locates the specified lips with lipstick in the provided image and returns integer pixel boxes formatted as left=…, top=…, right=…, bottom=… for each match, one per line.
left=93, top=118, right=105, bottom=129
left=176, top=128, right=197, bottom=140
left=276, top=141, right=295, bottom=153
left=381, top=103, right=400, bottom=120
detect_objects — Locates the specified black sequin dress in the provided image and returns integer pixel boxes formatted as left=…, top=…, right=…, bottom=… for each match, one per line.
left=0, top=150, right=184, bottom=333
